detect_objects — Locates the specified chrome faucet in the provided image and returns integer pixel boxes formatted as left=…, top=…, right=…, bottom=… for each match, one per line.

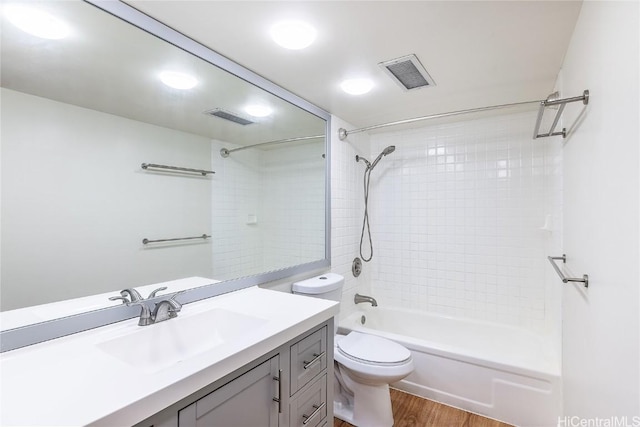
left=127, top=291, right=184, bottom=326
left=109, top=286, right=168, bottom=304
left=354, top=293, right=378, bottom=307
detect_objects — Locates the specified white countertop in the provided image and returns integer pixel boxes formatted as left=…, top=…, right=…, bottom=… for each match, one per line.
left=0, top=286, right=339, bottom=426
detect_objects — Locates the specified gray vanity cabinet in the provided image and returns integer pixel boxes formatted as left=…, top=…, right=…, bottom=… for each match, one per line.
left=138, top=319, right=333, bottom=427
left=177, top=355, right=280, bottom=427
left=289, top=326, right=328, bottom=427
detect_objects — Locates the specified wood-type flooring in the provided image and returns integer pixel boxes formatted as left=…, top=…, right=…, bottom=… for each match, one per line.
left=333, top=389, right=514, bottom=427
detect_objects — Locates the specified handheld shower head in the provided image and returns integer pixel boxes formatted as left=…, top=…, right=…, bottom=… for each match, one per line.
left=369, top=145, right=395, bottom=170
left=382, top=145, right=396, bottom=156
left=357, top=145, right=395, bottom=263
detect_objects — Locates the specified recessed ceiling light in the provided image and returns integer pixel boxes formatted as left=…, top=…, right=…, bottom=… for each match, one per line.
left=270, top=20, right=316, bottom=50
left=340, top=78, right=374, bottom=95
left=244, top=104, right=273, bottom=118
left=159, top=71, right=198, bottom=90
left=4, top=5, right=70, bottom=39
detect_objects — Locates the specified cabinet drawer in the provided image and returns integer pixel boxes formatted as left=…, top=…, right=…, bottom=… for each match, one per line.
left=290, top=326, right=327, bottom=394
left=289, top=374, right=327, bottom=427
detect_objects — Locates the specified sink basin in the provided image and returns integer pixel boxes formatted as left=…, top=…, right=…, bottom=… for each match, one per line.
left=97, top=308, right=267, bottom=373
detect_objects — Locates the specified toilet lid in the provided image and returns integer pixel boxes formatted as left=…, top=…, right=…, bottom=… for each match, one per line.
left=337, top=332, right=411, bottom=365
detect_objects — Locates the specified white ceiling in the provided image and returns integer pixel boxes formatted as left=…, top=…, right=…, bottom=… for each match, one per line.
left=1, top=0, right=325, bottom=146
left=127, top=1, right=583, bottom=130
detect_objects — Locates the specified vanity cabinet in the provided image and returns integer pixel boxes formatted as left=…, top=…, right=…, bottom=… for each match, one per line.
left=289, top=326, right=328, bottom=427
left=138, top=319, right=333, bottom=427
left=178, top=355, right=280, bottom=427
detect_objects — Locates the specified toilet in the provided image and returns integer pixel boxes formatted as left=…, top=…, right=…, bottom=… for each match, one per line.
left=292, top=273, right=414, bottom=427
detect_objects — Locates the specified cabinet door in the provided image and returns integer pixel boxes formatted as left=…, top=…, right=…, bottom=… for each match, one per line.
left=178, top=355, right=280, bottom=427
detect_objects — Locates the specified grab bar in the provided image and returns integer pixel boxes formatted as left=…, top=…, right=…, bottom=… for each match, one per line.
left=548, top=254, right=589, bottom=288
left=142, top=234, right=210, bottom=245
left=141, top=163, right=215, bottom=176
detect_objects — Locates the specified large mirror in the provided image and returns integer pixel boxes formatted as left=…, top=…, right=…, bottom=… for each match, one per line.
left=0, top=0, right=329, bottom=335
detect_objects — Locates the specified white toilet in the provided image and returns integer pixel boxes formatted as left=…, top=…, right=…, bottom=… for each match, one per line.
left=292, top=273, right=414, bottom=427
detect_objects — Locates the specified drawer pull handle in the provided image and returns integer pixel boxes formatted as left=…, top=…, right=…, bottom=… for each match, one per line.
left=302, top=402, right=326, bottom=425
left=273, top=370, right=282, bottom=413
left=303, top=352, right=325, bottom=370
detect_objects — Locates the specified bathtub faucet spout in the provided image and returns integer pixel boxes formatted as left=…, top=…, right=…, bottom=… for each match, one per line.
left=354, top=293, right=378, bottom=307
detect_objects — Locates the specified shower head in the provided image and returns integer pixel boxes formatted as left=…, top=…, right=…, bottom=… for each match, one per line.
left=382, top=145, right=396, bottom=156
left=369, top=145, right=396, bottom=170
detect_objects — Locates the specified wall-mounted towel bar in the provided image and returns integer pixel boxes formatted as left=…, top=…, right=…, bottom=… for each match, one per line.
left=548, top=254, right=589, bottom=288
left=141, top=163, right=215, bottom=176
left=533, top=90, right=589, bottom=139
left=142, top=234, right=211, bottom=245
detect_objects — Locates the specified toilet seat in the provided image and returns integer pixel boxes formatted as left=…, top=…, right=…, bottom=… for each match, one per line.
left=334, top=332, right=414, bottom=387
left=337, top=332, right=411, bottom=366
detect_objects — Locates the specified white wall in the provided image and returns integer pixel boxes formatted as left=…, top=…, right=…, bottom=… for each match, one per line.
left=558, top=1, right=639, bottom=419
left=1, top=88, right=213, bottom=310
left=367, top=112, right=563, bottom=333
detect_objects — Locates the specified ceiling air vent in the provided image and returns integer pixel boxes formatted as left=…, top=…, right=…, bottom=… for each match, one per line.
left=203, top=108, right=255, bottom=125
left=379, top=54, right=436, bottom=91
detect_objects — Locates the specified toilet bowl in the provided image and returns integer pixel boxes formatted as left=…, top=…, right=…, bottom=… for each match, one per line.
left=292, top=274, right=414, bottom=427
left=333, top=332, right=414, bottom=427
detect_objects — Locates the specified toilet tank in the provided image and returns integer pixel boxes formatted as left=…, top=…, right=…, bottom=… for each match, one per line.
left=292, top=273, right=344, bottom=302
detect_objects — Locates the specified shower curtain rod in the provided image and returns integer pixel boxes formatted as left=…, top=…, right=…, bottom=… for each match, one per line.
left=338, top=99, right=542, bottom=140
left=339, top=90, right=590, bottom=140
left=220, top=135, right=325, bottom=158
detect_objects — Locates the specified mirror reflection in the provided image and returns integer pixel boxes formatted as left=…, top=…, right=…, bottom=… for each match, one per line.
left=1, top=1, right=327, bottom=316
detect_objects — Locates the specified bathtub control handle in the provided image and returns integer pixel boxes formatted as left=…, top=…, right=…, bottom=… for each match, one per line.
left=302, top=402, right=325, bottom=425
left=303, top=352, right=325, bottom=370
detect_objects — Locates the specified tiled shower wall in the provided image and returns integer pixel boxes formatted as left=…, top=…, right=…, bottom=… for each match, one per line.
left=366, top=111, right=562, bottom=331
left=210, top=139, right=325, bottom=281
left=211, top=140, right=263, bottom=280
left=262, top=141, right=326, bottom=270
left=330, top=116, right=373, bottom=320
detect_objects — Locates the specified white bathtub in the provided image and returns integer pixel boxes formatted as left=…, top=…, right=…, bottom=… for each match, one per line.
left=338, top=308, right=561, bottom=427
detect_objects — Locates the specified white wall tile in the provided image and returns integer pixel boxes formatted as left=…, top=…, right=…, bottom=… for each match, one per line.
left=210, top=139, right=325, bottom=280
left=330, top=116, right=372, bottom=320
left=364, top=111, right=562, bottom=331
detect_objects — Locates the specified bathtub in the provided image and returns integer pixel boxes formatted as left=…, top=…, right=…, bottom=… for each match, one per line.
left=338, top=308, right=561, bottom=427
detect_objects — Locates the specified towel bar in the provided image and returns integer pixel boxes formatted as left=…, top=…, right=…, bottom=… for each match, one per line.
left=141, top=163, right=214, bottom=176
left=143, top=234, right=211, bottom=245
left=548, top=254, right=589, bottom=288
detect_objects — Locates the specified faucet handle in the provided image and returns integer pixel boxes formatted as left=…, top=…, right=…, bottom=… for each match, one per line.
left=147, top=286, right=168, bottom=299
left=168, top=291, right=185, bottom=312
left=108, top=295, right=130, bottom=304
left=121, top=288, right=144, bottom=302
left=170, top=290, right=185, bottom=300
